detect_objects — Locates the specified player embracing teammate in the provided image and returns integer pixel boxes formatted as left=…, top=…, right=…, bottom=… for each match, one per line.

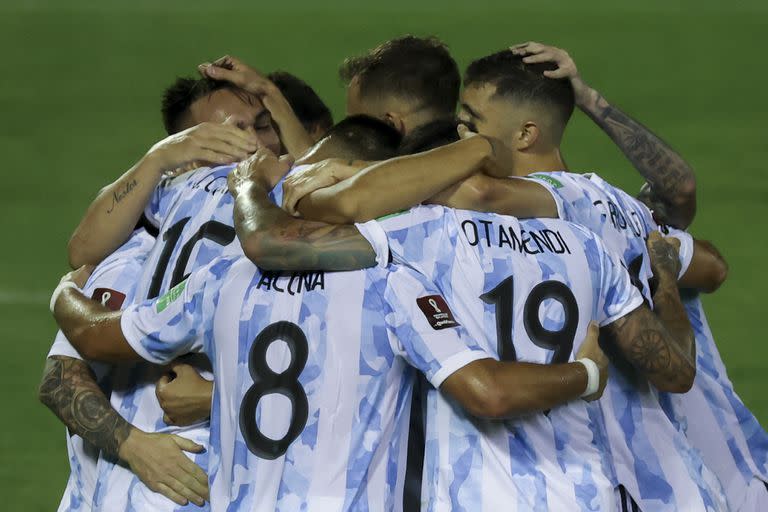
left=42, top=35, right=767, bottom=512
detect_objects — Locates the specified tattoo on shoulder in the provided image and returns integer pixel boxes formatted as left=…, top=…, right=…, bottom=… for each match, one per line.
left=106, top=179, right=139, bottom=214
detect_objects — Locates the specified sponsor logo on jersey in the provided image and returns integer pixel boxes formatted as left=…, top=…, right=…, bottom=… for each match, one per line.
left=91, top=288, right=126, bottom=311
left=530, top=174, right=563, bottom=189
left=156, top=279, right=187, bottom=312
left=416, top=295, right=460, bottom=330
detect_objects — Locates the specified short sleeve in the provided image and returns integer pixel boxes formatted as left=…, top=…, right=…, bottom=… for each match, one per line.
left=47, top=229, right=153, bottom=360
left=596, top=241, right=645, bottom=326
left=355, top=220, right=391, bottom=269
left=377, top=265, right=491, bottom=388
left=661, top=227, right=694, bottom=279
left=120, top=257, right=233, bottom=364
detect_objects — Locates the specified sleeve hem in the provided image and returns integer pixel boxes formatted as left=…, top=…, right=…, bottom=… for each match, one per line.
left=599, top=296, right=645, bottom=328
left=429, top=351, right=493, bottom=388
left=354, top=221, right=389, bottom=269
left=119, top=309, right=171, bottom=365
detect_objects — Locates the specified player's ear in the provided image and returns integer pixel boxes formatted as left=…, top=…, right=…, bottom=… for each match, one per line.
left=383, top=112, right=406, bottom=135
left=516, top=121, right=539, bottom=150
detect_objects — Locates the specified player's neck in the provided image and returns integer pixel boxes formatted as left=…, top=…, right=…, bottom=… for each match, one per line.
left=511, top=148, right=567, bottom=177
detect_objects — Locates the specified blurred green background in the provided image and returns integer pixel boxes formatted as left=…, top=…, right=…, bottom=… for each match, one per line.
left=1, top=0, right=766, bottom=509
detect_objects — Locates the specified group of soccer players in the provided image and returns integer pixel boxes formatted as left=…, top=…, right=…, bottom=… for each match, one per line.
left=40, top=35, right=767, bottom=511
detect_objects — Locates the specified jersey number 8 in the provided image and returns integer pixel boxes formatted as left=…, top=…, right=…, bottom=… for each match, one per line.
left=239, top=321, right=309, bottom=460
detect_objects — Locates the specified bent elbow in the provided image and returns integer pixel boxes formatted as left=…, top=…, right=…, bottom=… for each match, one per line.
left=67, top=234, right=88, bottom=270
left=654, top=368, right=695, bottom=394
left=710, top=259, right=729, bottom=292
left=465, top=387, right=509, bottom=419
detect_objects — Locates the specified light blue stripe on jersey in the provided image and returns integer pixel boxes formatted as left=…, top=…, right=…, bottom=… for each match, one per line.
left=49, top=228, right=155, bottom=512
left=526, top=171, right=728, bottom=511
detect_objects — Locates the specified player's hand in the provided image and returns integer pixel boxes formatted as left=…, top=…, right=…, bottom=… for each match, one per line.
left=199, top=55, right=277, bottom=98
left=118, top=428, right=208, bottom=507
left=647, top=231, right=682, bottom=281
left=156, top=364, right=213, bottom=426
left=575, top=322, right=609, bottom=401
left=458, top=124, right=516, bottom=176
left=282, top=159, right=367, bottom=216
left=228, top=148, right=293, bottom=193
left=59, top=265, right=95, bottom=289
left=510, top=42, right=591, bottom=105
left=146, top=119, right=259, bottom=175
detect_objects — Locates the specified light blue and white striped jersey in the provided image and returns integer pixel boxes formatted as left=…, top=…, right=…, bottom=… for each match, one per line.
left=659, top=293, right=768, bottom=511
left=119, top=255, right=490, bottom=511
left=525, top=171, right=729, bottom=511
left=47, top=228, right=156, bottom=512
left=357, top=205, right=645, bottom=511
left=91, top=163, right=313, bottom=511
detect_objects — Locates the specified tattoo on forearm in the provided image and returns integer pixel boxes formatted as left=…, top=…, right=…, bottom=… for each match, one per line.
left=106, top=179, right=139, bottom=214
left=583, top=93, right=695, bottom=224
left=39, top=356, right=131, bottom=459
left=235, top=186, right=377, bottom=271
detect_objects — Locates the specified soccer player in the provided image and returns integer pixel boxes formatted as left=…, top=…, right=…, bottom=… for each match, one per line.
left=269, top=48, right=733, bottom=510
left=226, top=148, right=703, bottom=510
left=267, top=70, right=334, bottom=142
left=39, top=228, right=209, bottom=511
left=339, top=35, right=460, bottom=138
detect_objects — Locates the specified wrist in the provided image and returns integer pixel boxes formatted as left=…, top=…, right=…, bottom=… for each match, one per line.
left=141, top=148, right=174, bottom=176
left=573, top=79, right=598, bottom=110
left=117, top=426, right=145, bottom=462
left=575, top=358, right=600, bottom=398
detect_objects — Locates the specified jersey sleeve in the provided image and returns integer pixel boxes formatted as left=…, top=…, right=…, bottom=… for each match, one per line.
left=120, top=257, right=232, bottom=364
left=660, top=227, right=694, bottom=279
left=376, top=265, right=492, bottom=388
left=48, top=230, right=153, bottom=360
left=594, top=239, right=645, bottom=326
left=355, top=205, right=452, bottom=277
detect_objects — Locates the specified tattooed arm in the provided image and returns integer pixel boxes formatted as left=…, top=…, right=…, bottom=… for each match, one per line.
left=68, top=123, right=258, bottom=269
left=646, top=232, right=695, bottom=359
left=38, top=356, right=209, bottom=506
left=602, top=305, right=695, bottom=393
left=511, top=42, right=697, bottom=229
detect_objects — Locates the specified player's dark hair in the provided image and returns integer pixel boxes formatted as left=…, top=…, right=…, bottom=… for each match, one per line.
left=322, top=115, right=402, bottom=160
left=267, top=71, right=334, bottom=135
left=464, top=50, right=575, bottom=131
left=339, top=35, right=460, bottom=117
left=161, top=76, right=235, bottom=135
left=398, top=119, right=460, bottom=155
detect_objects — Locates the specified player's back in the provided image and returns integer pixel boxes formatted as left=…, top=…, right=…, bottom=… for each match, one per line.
left=123, top=255, right=489, bottom=511
left=359, top=205, right=643, bottom=510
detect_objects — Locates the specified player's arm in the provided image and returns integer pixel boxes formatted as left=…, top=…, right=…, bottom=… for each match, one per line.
left=512, top=42, right=697, bottom=228
left=289, top=136, right=501, bottom=223
left=441, top=324, right=608, bottom=418
left=647, top=232, right=696, bottom=359
left=200, top=56, right=314, bottom=159
left=68, top=123, right=259, bottom=268
left=230, top=150, right=377, bottom=271
left=678, top=238, right=729, bottom=293
left=427, top=173, right=559, bottom=218
left=38, top=355, right=208, bottom=506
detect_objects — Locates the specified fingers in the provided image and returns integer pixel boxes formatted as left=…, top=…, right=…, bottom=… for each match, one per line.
left=457, top=124, right=477, bottom=140
left=521, top=51, right=558, bottom=65
left=163, top=413, right=176, bottom=426
left=170, top=363, right=194, bottom=376
left=176, top=456, right=209, bottom=497
left=162, top=474, right=205, bottom=507
left=155, top=482, right=189, bottom=506
left=172, top=435, right=205, bottom=454
left=199, top=63, right=243, bottom=87
left=647, top=231, right=663, bottom=245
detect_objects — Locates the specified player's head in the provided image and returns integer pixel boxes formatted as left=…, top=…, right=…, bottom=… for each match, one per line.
left=161, top=76, right=281, bottom=154
left=397, top=119, right=460, bottom=155
left=267, top=71, right=334, bottom=141
left=340, top=35, right=460, bottom=136
left=298, top=114, right=402, bottom=163
left=461, top=50, right=574, bottom=155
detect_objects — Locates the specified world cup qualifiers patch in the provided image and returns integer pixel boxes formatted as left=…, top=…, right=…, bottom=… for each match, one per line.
left=530, top=173, right=563, bottom=189
left=416, top=295, right=460, bottom=330
left=91, top=288, right=126, bottom=311
left=156, top=279, right=187, bottom=313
